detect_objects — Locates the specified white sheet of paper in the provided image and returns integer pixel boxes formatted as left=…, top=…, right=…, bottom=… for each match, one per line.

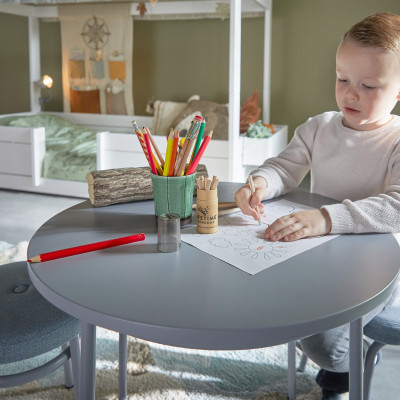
left=182, top=199, right=339, bottom=275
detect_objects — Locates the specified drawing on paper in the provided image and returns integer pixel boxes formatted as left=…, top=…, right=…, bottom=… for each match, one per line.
left=181, top=199, right=339, bottom=275
left=233, top=237, right=287, bottom=260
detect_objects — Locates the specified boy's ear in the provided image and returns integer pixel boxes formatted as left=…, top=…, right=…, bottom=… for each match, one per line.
left=397, top=89, right=400, bottom=101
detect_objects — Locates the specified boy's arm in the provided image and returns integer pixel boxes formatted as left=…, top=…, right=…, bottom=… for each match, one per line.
left=250, top=119, right=315, bottom=199
left=322, top=145, right=400, bottom=234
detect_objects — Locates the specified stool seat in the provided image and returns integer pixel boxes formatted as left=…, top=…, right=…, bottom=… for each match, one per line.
left=0, top=261, right=80, bottom=363
left=364, top=302, right=400, bottom=346
left=0, top=261, right=80, bottom=397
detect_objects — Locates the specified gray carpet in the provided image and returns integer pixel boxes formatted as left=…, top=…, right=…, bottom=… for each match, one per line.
left=0, top=188, right=399, bottom=399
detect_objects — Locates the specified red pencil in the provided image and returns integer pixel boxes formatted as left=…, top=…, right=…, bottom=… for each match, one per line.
left=186, top=130, right=213, bottom=175
left=27, top=233, right=146, bottom=263
left=143, top=132, right=158, bottom=175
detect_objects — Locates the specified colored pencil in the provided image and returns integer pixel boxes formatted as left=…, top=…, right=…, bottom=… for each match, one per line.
left=163, top=129, right=175, bottom=176
left=132, top=121, right=152, bottom=166
left=248, top=175, right=261, bottom=225
left=185, top=130, right=213, bottom=176
left=28, top=233, right=146, bottom=263
left=174, top=117, right=202, bottom=175
left=175, top=137, right=196, bottom=176
left=143, top=131, right=158, bottom=175
left=168, top=130, right=180, bottom=176
left=189, top=119, right=206, bottom=165
left=145, top=127, right=165, bottom=167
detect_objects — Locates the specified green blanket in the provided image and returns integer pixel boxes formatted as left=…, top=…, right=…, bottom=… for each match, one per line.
left=0, top=114, right=98, bottom=182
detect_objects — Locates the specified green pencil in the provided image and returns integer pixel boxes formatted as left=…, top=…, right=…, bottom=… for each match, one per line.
left=190, top=119, right=206, bottom=164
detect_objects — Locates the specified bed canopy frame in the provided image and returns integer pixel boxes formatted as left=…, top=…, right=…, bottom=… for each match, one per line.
left=0, top=0, right=273, bottom=182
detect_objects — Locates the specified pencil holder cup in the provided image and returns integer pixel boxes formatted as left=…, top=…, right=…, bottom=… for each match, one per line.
left=151, top=173, right=196, bottom=227
left=196, top=188, right=218, bottom=234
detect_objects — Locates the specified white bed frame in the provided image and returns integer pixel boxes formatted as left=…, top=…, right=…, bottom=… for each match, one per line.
left=0, top=1, right=288, bottom=199
left=0, top=111, right=287, bottom=198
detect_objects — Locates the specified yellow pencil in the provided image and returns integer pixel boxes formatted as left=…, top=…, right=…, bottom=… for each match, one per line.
left=163, top=129, right=175, bottom=176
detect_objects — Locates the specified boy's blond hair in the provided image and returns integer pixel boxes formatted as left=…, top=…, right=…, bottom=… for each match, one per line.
left=343, top=12, right=400, bottom=53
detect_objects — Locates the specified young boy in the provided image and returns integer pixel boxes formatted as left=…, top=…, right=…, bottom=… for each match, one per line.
left=235, top=12, right=400, bottom=400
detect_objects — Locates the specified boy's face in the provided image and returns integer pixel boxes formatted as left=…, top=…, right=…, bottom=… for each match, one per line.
left=335, top=39, right=400, bottom=131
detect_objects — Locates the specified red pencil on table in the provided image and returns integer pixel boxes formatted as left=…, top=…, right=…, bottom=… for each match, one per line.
left=27, top=233, right=146, bottom=263
left=186, top=130, right=213, bottom=175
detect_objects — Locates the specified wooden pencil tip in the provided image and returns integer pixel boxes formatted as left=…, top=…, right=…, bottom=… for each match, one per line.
left=27, top=255, right=41, bottom=263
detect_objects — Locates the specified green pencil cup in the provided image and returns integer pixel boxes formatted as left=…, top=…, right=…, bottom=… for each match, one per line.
left=151, top=173, right=196, bottom=226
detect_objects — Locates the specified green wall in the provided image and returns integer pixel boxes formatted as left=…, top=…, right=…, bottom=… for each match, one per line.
left=1, top=0, right=400, bottom=137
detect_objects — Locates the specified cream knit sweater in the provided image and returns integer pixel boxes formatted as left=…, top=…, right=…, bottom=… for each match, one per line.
left=251, top=111, right=400, bottom=235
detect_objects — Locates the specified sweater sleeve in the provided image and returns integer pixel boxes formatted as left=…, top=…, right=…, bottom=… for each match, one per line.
left=323, top=144, right=400, bottom=234
left=250, top=118, right=315, bottom=199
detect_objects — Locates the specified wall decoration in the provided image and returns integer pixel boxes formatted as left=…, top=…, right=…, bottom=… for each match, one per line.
left=59, top=3, right=134, bottom=115
left=81, top=15, right=111, bottom=51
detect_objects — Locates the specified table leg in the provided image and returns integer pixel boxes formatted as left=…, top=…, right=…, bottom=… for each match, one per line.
left=119, top=333, right=128, bottom=400
left=287, top=341, right=297, bottom=400
left=349, top=318, right=363, bottom=400
left=80, top=322, right=96, bottom=400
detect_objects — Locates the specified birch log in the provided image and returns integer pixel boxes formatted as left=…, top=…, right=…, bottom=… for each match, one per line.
left=86, top=164, right=208, bottom=207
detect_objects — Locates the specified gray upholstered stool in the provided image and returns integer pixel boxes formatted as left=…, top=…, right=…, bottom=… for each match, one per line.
left=288, top=300, right=400, bottom=400
left=0, top=261, right=81, bottom=399
left=363, top=301, right=400, bottom=400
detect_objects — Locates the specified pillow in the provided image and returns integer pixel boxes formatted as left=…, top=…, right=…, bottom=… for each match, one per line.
left=171, top=99, right=229, bottom=140
left=174, top=111, right=203, bottom=136
left=240, top=90, right=261, bottom=133
left=152, top=100, right=187, bottom=135
left=152, top=95, right=201, bottom=135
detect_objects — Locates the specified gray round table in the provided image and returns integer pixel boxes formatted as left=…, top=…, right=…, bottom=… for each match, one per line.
left=27, top=185, right=400, bottom=400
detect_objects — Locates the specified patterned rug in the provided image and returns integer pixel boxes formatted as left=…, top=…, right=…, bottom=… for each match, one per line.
left=0, top=242, right=324, bottom=400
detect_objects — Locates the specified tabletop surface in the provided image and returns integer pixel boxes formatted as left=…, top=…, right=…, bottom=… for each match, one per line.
left=27, top=184, right=400, bottom=350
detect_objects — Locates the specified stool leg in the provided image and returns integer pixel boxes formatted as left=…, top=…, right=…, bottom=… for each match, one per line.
left=287, top=341, right=297, bottom=400
left=62, top=343, right=74, bottom=389
left=119, top=333, right=128, bottom=400
left=69, top=335, right=81, bottom=400
left=363, top=341, right=385, bottom=400
left=298, top=352, right=308, bottom=373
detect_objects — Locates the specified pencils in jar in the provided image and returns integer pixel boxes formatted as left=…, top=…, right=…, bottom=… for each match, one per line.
left=132, top=115, right=212, bottom=176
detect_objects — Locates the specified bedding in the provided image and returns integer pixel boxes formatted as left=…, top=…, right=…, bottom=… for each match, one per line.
left=0, top=114, right=99, bottom=182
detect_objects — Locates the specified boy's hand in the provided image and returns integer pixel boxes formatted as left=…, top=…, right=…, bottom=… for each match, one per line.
left=264, top=209, right=332, bottom=242
left=235, top=176, right=268, bottom=222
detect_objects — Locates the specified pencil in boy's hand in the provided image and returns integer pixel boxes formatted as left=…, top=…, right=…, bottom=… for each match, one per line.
left=28, top=233, right=146, bottom=263
left=248, top=175, right=261, bottom=225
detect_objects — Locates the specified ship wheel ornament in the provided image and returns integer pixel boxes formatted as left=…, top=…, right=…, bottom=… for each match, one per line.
left=81, top=15, right=111, bottom=51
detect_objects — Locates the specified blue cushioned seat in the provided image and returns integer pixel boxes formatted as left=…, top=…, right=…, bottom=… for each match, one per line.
left=0, top=261, right=81, bottom=398
left=291, top=301, right=400, bottom=400
left=362, top=301, right=400, bottom=400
